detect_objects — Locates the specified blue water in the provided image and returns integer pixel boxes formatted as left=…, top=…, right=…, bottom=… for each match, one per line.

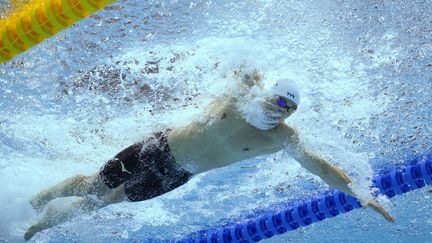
left=0, top=0, right=431, bottom=242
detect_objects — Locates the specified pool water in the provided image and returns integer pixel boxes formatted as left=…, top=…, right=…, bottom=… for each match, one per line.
left=0, top=0, right=431, bottom=242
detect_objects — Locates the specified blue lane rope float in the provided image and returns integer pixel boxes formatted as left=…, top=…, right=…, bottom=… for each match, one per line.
left=178, top=155, right=432, bottom=243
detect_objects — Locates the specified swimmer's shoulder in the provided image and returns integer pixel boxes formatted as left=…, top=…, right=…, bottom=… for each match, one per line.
left=273, top=122, right=299, bottom=143
left=208, top=96, right=237, bottom=111
left=202, top=96, right=240, bottom=122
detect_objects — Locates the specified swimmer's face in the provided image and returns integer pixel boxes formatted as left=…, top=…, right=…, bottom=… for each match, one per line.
left=264, top=95, right=298, bottom=124
left=275, top=96, right=297, bottom=117
left=273, top=95, right=297, bottom=117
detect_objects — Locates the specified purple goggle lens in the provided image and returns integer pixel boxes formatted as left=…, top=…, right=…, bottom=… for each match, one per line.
left=276, top=97, right=297, bottom=113
left=277, top=98, right=288, bottom=109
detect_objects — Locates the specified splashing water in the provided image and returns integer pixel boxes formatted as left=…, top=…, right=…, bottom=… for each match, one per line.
left=0, top=0, right=431, bottom=242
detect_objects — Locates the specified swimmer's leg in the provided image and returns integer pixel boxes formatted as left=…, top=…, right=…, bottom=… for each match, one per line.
left=30, top=142, right=143, bottom=212
left=25, top=196, right=88, bottom=240
left=30, top=174, right=111, bottom=212
left=25, top=185, right=127, bottom=240
left=30, top=140, right=145, bottom=212
left=102, top=184, right=128, bottom=204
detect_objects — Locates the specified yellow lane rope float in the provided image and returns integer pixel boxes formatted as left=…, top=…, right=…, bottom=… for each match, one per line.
left=0, top=0, right=116, bottom=64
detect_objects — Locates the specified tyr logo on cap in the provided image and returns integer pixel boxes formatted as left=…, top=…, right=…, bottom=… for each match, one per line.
left=287, top=92, right=295, bottom=99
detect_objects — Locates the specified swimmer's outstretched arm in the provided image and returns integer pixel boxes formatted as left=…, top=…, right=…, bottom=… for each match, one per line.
left=280, top=124, right=395, bottom=222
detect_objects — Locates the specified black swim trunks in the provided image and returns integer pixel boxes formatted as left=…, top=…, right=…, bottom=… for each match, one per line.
left=99, top=130, right=193, bottom=202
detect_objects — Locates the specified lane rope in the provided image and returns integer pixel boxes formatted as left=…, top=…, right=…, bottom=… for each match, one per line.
left=179, top=155, right=432, bottom=242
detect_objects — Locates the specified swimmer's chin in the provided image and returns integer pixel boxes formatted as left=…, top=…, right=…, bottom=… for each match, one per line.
left=247, top=119, right=283, bottom=131
left=245, top=110, right=287, bottom=130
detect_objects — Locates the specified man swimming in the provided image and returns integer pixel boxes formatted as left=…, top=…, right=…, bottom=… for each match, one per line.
left=25, top=72, right=394, bottom=240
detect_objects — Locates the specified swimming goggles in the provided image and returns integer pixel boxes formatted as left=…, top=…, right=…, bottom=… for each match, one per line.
left=275, top=96, right=297, bottom=114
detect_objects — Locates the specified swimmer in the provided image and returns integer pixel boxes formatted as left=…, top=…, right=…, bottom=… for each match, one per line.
left=25, top=72, right=395, bottom=240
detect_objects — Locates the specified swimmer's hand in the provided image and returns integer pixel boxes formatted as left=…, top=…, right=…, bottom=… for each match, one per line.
left=364, top=200, right=396, bottom=223
left=234, top=68, right=263, bottom=89
left=282, top=127, right=396, bottom=223
left=329, top=165, right=395, bottom=223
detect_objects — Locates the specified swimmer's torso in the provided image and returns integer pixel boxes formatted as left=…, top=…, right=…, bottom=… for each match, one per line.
left=167, top=99, right=290, bottom=173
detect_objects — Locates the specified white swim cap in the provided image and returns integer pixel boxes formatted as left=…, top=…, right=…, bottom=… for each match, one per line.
left=270, top=79, right=300, bottom=108
left=239, top=79, right=301, bottom=131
